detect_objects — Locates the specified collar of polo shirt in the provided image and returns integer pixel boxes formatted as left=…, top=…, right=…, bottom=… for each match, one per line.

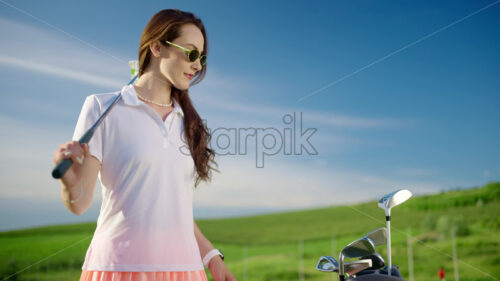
left=120, top=84, right=184, bottom=118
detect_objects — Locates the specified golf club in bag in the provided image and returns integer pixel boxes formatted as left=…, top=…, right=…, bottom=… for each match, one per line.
left=378, top=189, right=412, bottom=276
left=316, top=189, right=413, bottom=280
left=52, top=61, right=139, bottom=179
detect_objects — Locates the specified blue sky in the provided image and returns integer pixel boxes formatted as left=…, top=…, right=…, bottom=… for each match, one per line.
left=0, top=0, right=498, bottom=231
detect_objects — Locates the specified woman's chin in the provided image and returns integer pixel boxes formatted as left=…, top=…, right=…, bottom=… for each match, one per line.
left=177, top=82, right=190, bottom=91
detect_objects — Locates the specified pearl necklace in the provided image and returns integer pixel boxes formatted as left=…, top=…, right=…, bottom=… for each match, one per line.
left=136, top=93, right=173, bottom=107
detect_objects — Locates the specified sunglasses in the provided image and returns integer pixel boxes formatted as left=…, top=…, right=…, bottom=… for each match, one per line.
left=163, top=40, right=206, bottom=66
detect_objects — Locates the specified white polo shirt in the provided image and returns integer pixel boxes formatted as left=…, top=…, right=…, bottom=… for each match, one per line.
left=73, top=84, right=204, bottom=272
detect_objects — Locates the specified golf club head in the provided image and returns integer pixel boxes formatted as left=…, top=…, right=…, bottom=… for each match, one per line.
left=128, top=60, right=139, bottom=79
left=360, top=253, right=385, bottom=269
left=363, top=227, right=387, bottom=246
left=378, top=189, right=413, bottom=216
left=344, top=259, right=373, bottom=276
left=316, top=256, right=339, bottom=272
left=341, top=237, right=376, bottom=259
left=339, top=237, right=376, bottom=276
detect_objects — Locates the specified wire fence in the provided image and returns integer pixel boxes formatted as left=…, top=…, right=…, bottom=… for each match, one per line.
left=1, top=229, right=473, bottom=281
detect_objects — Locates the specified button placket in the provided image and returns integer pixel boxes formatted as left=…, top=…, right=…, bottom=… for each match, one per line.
left=140, top=104, right=173, bottom=149
left=165, top=113, right=175, bottom=130
left=160, top=124, right=168, bottom=148
left=162, top=114, right=177, bottom=148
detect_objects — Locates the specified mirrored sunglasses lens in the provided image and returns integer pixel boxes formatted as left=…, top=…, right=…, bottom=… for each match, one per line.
left=200, top=56, right=206, bottom=66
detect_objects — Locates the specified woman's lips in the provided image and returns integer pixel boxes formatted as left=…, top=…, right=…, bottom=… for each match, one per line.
left=184, top=73, right=193, bottom=80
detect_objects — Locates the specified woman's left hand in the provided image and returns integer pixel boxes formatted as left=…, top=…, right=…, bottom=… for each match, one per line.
left=208, top=256, right=237, bottom=281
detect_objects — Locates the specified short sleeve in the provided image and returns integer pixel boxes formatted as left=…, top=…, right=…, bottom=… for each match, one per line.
left=72, top=95, right=104, bottom=163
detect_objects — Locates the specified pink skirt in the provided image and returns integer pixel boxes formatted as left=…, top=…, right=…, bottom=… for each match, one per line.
left=79, top=270, right=208, bottom=281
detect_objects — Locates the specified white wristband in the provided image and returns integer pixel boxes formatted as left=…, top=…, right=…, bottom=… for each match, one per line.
left=203, top=249, right=223, bottom=268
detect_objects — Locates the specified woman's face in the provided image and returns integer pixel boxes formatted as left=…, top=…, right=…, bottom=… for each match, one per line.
left=156, top=24, right=205, bottom=90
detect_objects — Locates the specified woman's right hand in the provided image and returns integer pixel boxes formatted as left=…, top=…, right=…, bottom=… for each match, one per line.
left=53, top=141, right=90, bottom=187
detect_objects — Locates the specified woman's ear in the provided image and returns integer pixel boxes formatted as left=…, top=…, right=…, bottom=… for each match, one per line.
left=149, top=41, right=163, bottom=58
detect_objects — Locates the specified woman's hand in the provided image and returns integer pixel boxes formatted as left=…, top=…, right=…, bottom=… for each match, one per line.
left=208, top=256, right=237, bottom=281
left=53, top=141, right=89, bottom=187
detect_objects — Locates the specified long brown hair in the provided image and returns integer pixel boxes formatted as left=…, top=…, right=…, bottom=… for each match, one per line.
left=138, top=9, right=218, bottom=187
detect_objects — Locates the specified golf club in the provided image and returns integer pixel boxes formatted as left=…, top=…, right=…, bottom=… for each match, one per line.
left=378, top=189, right=412, bottom=275
left=339, top=237, right=376, bottom=281
left=52, top=61, right=139, bottom=179
left=316, top=256, right=339, bottom=272
left=317, top=256, right=373, bottom=277
left=363, top=227, right=387, bottom=246
left=360, top=253, right=385, bottom=270
left=344, top=259, right=373, bottom=276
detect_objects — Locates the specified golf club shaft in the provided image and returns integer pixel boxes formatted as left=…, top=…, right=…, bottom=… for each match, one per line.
left=386, top=218, right=392, bottom=276
left=51, top=74, right=139, bottom=179
left=339, top=254, right=345, bottom=281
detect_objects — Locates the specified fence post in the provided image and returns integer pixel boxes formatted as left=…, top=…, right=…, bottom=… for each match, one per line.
left=243, top=245, right=248, bottom=281
left=407, top=229, right=414, bottom=281
left=298, top=239, right=304, bottom=281
left=331, top=237, right=336, bottom=281
left=452, top=223, right=460, bottom=281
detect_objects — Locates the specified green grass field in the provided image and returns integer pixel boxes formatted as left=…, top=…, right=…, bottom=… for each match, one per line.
left=1, top=182, right=498, bottom=281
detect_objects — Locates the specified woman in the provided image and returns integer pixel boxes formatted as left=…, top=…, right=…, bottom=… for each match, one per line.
left=53, top=9, right=237, bottom=281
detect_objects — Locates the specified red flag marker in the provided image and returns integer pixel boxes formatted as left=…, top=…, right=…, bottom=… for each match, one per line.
left=438, top=267, right=446, bottom=281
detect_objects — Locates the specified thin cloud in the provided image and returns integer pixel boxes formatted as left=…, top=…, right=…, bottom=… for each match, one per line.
left=0, top=16, right=127, bottom=88
left=0, top=115, right=72, bottom=200
left=193, top=155, right=466, bottom=209
left=194, top=94, right=409, bottom=129
left=0, top=55, right=123, bottom=88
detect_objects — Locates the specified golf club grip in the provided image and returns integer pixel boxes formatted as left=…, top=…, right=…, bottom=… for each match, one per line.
left=52, top=158, right=73, bottom=179
left=51, top=129, right=94, bottom=179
